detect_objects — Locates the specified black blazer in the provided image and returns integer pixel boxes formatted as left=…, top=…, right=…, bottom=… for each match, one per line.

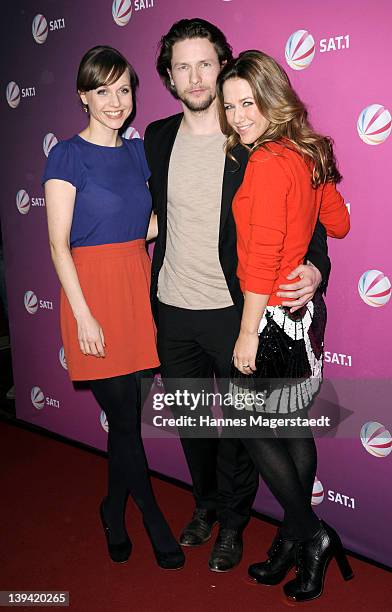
left=144, top=113, right=330, bottom=321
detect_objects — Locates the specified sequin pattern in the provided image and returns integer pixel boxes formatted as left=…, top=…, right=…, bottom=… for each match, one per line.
left=230, top=291, right=327, bottom=416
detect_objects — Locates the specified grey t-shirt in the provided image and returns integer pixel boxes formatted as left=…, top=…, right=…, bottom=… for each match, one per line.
left=157, top=130, right=233, bottom=309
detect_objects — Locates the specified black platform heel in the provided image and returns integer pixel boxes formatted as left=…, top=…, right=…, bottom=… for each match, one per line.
left=283, top=521, right=354, bottom=601
left=99, top=498, right=132, bottom=563
left=143, top=518, right=185, bottom=570
left=322, top=521, right=354, bottom=581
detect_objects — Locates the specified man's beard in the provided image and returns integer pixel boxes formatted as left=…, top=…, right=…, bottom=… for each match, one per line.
left=179, top=90, right=216, bottom=112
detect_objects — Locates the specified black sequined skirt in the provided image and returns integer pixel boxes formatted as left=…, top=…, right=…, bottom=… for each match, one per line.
left=230, top=291, right=327, bottom=416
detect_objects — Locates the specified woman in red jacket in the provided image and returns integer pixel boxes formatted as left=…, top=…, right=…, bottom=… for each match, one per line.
left=217, top=51, right=352, bottom=601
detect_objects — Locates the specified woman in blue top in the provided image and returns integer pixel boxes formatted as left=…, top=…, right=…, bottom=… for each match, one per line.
left=43, top=46, right=184, bottom=569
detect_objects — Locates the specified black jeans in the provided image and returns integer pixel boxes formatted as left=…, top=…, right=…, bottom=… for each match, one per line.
left=157, top=301, right=259, bottom=530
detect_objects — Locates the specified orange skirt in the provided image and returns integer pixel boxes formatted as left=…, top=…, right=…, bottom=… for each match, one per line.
left=60, top=239, right=160, bottom=381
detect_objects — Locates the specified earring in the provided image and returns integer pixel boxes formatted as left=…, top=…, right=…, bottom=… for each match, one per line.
left=83, top=104, right=89, bottom=113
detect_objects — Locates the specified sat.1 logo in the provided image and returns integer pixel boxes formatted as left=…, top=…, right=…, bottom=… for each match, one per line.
left=24, top=291, right=38, bottom=314
left=357, top=104, right=391, bottom=145
left=16, top=190, right=30, bottom=215
left=285, top=30, right=315, bottom=70
left=361, top=422, right=392, bottom=458
left=311, top=476, right=324, bottom=505
left=100, top=410, right=109, bottom=432
left=285, top=29, right=350, bottom=70
left=31, top=386, right=45, bottom=410
left=43, top=133, right=58, bottom=157
left=358, top=270, right=391, bottom=307
left=112, top=0, right=132, bottom=26
left=24, top=291, right=54, bottom=314
left=6, top=81, right=20, bottom=108
left=16, top=189, right=45, bottom=215
left=32, top=14, right=48, bottom=43
left=6, top=81, right=36, bottom=109
left=59, top=346, right=68, bottom=370
left=31, top=386, right=61, bottom=410
left=112, top=0, right=154, bottom=27
left=123, top=125, right=140, bottom=139
left=32, top=13, right=65, bottom=44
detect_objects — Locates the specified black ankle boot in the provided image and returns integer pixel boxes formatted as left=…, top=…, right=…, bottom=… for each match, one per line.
left=283, top=521, right=354, bottom=601
left=99, top=498, right=132, bottom=563
left=248, top=528, right=296, bottom=585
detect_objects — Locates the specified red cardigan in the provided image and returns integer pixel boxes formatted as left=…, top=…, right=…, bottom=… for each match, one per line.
left=233, top=141, right=350, bottom=306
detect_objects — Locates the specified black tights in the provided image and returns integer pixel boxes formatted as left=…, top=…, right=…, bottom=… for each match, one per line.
left=90, top=372, right=176, bottom=549
left=242, top=424, right=320, bottom=540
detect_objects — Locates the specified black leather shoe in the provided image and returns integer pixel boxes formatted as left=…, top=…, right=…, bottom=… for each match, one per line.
left=208, top=528, right=243, bottom=572
left=248, top=528, right=296, bottom=585
left=143, top=519, right=185, bottom=570
left=283, top=521, right=354, bottom=601
left=99, top=498, right=132, bottom=564
left=179, top=508, right=217, bottom=547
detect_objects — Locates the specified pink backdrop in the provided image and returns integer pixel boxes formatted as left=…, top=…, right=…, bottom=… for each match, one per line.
left=2, top=0, right=391, bottom=566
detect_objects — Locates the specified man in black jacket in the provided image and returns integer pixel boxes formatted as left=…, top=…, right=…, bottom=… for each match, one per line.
left=144, top=18, right=330, bottom=572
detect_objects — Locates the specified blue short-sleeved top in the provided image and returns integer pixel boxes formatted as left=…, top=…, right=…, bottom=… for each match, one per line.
left=42, top=135, right=152, bottom=248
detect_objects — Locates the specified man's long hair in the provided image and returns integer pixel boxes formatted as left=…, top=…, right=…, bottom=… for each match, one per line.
left=156, top=18, right=233, bottom=99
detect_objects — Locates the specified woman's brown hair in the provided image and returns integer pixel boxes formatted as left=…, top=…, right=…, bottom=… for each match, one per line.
left=216, top=50, right=342, bottom=187
left=77, top=45, right=139, bottom=123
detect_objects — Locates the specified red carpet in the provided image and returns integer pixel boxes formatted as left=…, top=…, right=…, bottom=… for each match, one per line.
left=0, top=420, right=390, bottom=611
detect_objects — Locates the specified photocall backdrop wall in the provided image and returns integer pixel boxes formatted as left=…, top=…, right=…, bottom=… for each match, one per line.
left=2, top=0, right=391, bottom=566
